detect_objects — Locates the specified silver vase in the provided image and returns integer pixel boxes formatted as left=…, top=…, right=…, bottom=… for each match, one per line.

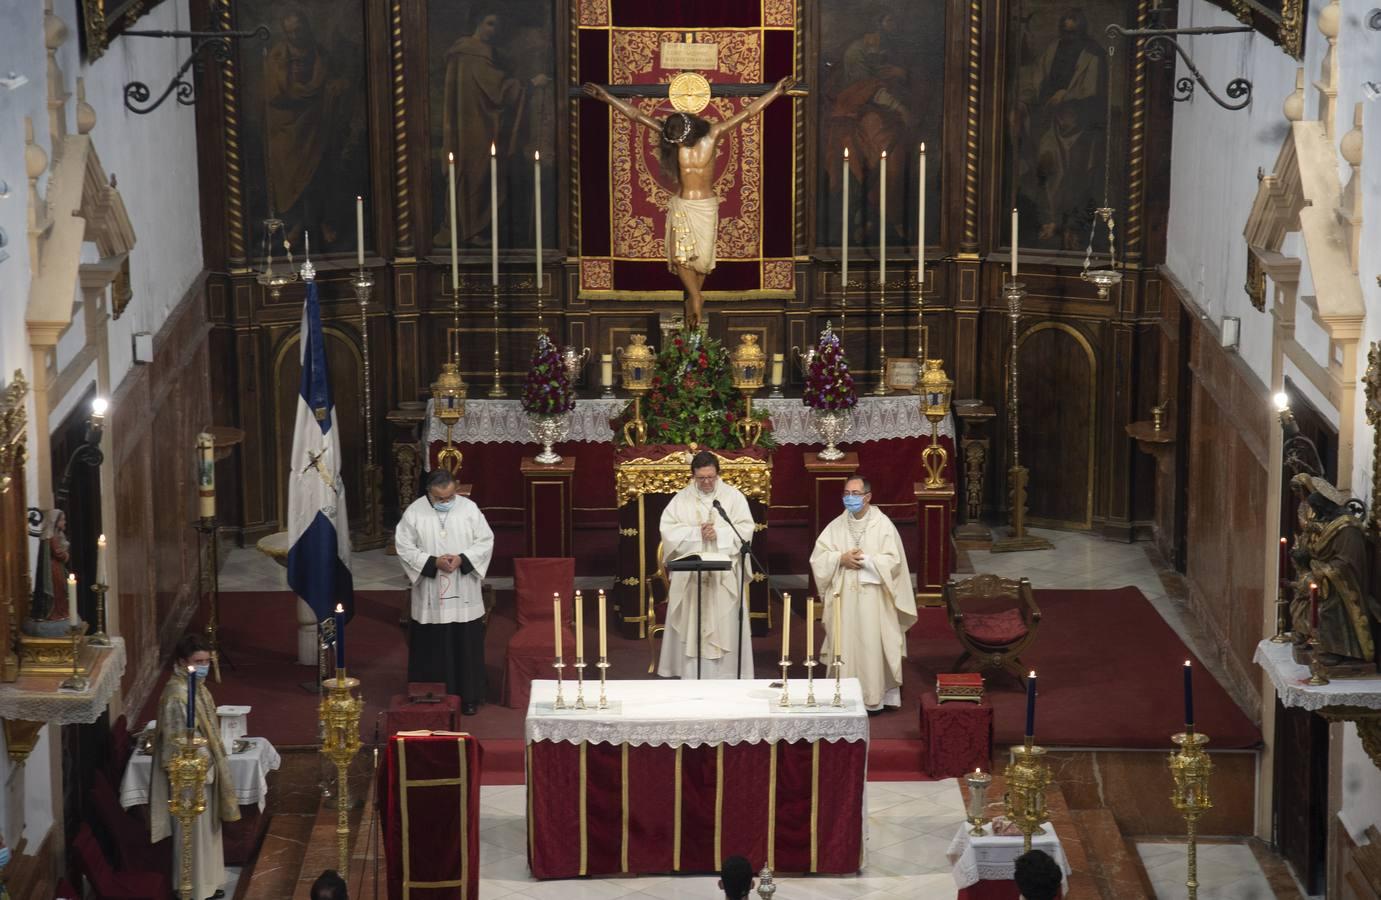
left=812, top=408, right=853, bottom=461
left=560, top=346, right=591, bottom=384
left=528, top=412, right=571, bottom=464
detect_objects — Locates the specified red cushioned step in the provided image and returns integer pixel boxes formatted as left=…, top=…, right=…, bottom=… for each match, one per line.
left=962, top=608, right=1028, bottom=645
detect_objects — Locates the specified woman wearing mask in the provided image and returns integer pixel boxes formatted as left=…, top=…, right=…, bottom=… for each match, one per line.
left=151, top=634, right=240, bottom=899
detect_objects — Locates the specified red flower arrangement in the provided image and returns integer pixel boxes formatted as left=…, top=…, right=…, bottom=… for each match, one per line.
left=521, top=333, right=576, bottom=415
left=803, top=324, right=857, bottom=411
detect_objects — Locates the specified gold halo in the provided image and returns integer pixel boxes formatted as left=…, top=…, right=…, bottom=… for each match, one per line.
left=668, top=72, right=712, bottom=114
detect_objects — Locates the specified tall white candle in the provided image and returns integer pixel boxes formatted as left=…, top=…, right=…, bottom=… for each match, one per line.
left=879, top=151, right=887, bottom=286
left=534, top=151, right=542, bottom=293
left=490, top=143, right=499, bottom=287
left=833, top=592, right=842, bottom=659
left=918, top=143, right=926, bottom=289
left=355, top=196, right=365, bottom=268
left=841, top=148, right=850, bottom=288
left=448, top=153, right=459, bottom=294
left=770, top=353, right=784, bottom=388
left=781, top=592, right=791, bottom=661
left=806, top=596, right=815, bottom=659
left=574, top=589, right=584, bottom=659
left=197, top=432, right=216, bottom=519
left=96, top=534, right=107, bottom=586
left=67, top=574, right=78, bottom=626
left=1010, top=207, right=1019, bottom=280
left=598, top=589, right=607, bottom=658
left=601, top=354, right=614, bottom=388
left=553, top=594, right=562, bottom=659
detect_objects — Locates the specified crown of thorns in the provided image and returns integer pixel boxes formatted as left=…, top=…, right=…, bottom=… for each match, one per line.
left=669, top=114, right=694, bottom=143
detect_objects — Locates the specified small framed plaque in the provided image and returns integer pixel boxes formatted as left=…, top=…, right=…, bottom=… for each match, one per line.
left=885, top=358, right=921, bottom=393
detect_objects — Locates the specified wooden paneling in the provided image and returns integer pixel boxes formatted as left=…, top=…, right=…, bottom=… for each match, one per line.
left=1016, top=321, right=1097, bottom=528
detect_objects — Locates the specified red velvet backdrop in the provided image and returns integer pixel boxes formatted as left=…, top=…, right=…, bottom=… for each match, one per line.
left=380, top=734, right=483, bottom=900
left=575, top=0, right=798, bottom=298
left=527, top=737, right=865, bottom=878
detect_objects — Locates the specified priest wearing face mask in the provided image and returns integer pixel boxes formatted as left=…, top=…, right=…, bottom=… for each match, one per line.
left=151, top=633, right=240, bottom=900
left=657, top=450, right=756, bottom=679
left=395, top=468, right=495, bottom=713
left=809, top=475, right=917, bottom=712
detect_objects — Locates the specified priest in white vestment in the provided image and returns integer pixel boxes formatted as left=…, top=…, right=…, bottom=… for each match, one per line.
left=809, top=475, right=917, bottom=711
left=395, top=468, right=495, bottom=713
left=658, top=450, right=756, bottom=679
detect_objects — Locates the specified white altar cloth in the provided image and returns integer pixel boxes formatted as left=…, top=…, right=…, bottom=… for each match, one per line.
left=119, top=736, right=283, bottom=811
left=524, top=677, right=868, bottom=747
left=1254, top=639, right=1381, bottom=711
left=946, top=821, right=1071, bottom=889
left=424, top=396, right=954, bottom=448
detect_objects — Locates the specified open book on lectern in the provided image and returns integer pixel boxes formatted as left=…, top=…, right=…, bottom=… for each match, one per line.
left=665, top=551, right=732, bottom=570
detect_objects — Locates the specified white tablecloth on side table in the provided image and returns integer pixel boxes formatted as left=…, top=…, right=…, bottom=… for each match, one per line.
left=947, top=821, right=1071, bottom=890
left=119, top=736, right=282, bottom=811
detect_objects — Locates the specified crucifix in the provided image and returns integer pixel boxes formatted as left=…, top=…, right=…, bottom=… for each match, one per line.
left=575, top=76, right=807, bottom=329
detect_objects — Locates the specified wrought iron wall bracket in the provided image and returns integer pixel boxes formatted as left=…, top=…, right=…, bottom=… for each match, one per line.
left=1106, top=24, right=1255, bottom=111
left=121, top=11, right=268, bottom=115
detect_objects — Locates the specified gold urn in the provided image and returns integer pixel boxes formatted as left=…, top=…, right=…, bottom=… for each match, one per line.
left=918, top=359, right=953, bottom=488
left=730, top=334, right=768, bottom=447
left=431, top=362, right=468, bottom=425
left=616, top=335, right=656, bottom=394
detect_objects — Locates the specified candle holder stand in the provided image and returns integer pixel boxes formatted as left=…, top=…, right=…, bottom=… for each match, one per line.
left=777, top=657, right=791, bottom=707
left=1270, top=585, right=1292, bottom=643
left=320, top=670, right=363, bottom=875
left=830, top=654, right=844, bottom=708
left=574, top=657, right=588, bottom=709
left=992, top=281, right=1052, bottom=553
left=169, top=729, right=210, bottom=900
left=1169, top=731, right=1213, bottom=900
left=966, top=768, right=993, bottom=835
left=804, top=657, right=819, bottom=707
left=88, top=582, right=111, bottom=647
left=873, top=283, right=889, bottom=396
left=1307, top=644, right=1331, bottom=685
left=352, top=268, right=389, bottom=550
left=597, top=657, right=609, bottom=709
left=552, top=657, right=568, bottom=709
left=59, top=624, right=89, bottom=691
left=196, top=516, right=228, bottom=681
left=488, top=285, right=506, bottom=397
left=1003, top=740, right=1051, bottom=853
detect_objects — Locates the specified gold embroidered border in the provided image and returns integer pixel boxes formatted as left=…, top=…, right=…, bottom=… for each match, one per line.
left=810, top=740, right=820, bottom=873
left=579, top=741, right=589, bottom=875
left=620, top=743, right=631, bottom=872
left=714, top=743, right=725, bottom=868
left=673, top=745, right=684, bottom=869
left=766, top=742, right=778, bottom=870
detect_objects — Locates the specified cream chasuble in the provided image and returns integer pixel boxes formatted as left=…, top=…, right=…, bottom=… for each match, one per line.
left=395, top=494, right=494, bottom=624
left=810, top=505, right=917, bottom=709
left=657, top=479, right=755, bottom=679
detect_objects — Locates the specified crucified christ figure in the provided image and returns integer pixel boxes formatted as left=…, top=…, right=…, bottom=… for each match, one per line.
left=583, top=77, right=794, bottom=329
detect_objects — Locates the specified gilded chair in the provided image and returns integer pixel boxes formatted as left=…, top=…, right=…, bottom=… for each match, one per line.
left=644, top=542, right=670, bottom=673
left=943, top=574, right=1041, bottom=679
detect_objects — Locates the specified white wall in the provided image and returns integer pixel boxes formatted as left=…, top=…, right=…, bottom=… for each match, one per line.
left=0, top=0, right=201, bottom=857
left=1167, top=0, right=1381, bottom=844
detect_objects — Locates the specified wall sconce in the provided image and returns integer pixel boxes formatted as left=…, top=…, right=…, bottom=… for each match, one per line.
left=55, top=397, right=108, bottom=506
left=132, top=332, right=154, bottom=364
left=1221, top=316, right=1241, bottom=351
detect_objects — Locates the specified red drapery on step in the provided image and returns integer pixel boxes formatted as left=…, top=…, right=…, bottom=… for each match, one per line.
left=380, top=733, right=484, bottom=900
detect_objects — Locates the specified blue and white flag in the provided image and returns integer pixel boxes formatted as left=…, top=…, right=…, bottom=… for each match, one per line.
left=286, top=280, right=354, bottom=621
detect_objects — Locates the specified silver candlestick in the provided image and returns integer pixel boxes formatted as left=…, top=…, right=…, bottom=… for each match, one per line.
left=804, top=656, right=819, bottom=707
left=597, top=657, right=609, bottom=709
left=552, top=656, right=567, bottom=710
left=574, top=657, right=587, bottom=709
left=778, top=655, right=791, bottom=707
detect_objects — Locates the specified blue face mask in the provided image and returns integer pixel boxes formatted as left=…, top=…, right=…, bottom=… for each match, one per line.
left=193, top=664, right=210, bottom=679
left=432, top=498, right=456, bottom=512
left=0, top=846, right=12, bottom=868
left=843, top=495, right=865, bottom=513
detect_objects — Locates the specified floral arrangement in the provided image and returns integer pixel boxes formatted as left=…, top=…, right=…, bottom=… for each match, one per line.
left=803, top=325, right=857, bottom=410
left=521, top=333, right=576, bottom=416
left=612, top=330, right=774, bottom=448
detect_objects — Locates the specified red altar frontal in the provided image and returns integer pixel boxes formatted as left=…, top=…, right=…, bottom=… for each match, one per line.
left=380, top=732, right=484, bottom=900
left=524, top=678, right=869, bottom=878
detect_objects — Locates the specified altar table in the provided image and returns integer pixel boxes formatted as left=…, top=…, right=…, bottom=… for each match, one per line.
left=524, top=678, right=868, bottom=878
left=946, top=821, right=1070, bottom=898
left=118, top=736, right=282, bottom=811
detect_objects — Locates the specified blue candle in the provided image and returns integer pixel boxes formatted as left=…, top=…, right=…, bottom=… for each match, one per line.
left=1183, top=660, right=1194, bottom=729
left=186, top=666, right=196, bottom=731
left=1025, top=670, right=1037, bottom=738
left=334, top=603, right=346, bottom=671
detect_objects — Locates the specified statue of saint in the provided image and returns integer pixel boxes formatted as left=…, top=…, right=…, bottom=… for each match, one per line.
left=582, top=77, right=794, bottom=329
left=1288, top=474, right=1381, bottom=675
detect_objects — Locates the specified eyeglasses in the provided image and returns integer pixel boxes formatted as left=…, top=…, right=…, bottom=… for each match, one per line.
left=694, top=474, right=718, bottom=483
left=842, top=490, right=869, bottom=497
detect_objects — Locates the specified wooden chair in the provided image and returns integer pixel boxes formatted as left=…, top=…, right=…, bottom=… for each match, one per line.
left=943, top=574, right=1041, bottom=679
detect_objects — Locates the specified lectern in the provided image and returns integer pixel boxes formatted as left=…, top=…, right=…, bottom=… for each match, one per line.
left=666, top=554, right=732, bottom=679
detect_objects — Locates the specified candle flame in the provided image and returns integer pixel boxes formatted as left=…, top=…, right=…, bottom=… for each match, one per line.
left=1028, top=670, right=1036, bottom=678
left=535, top=150, right=540, bottom=161
left=98, top=534, right=106, bottom=545
left=490, top=142, right=497, bottom=156
left=448, top=152, right=454, bottom=163
left=335, top=603, right=345, bottom=614
left=553, top=592, right=560, bottom=599
left=1310, top=581, right=1318, bottom=590
left=356, top=195, right=362, bottom=202
left=975, top=767, right=982, bottom=774
left=188, top=665, right=196, bottom=674
left=843, top=147, right=849, bottom=159
left=1184, top=659, right=1192, bottom=667
left=1280, top=537, right=1288, bottom=544
left=68, top=574, right=76, bottom=584
left=920, top=141, right=926, bottom=152
left=881, top=150, right=887, bottom=158
left=598, top=588, right=605, bottom=596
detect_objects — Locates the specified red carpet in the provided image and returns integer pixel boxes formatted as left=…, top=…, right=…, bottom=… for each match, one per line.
left=151, top=586, right=1258, bottom=784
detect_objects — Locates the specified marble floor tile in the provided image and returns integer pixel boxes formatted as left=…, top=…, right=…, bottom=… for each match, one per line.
left=1134, top=841, right=1275, bottom=900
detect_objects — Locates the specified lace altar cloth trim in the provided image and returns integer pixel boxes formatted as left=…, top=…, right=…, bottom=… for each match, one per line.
left=0, top=638, right=126, bottom=725
left=1254, top=640, right=1381, bottom=711
left=946, top=822, right=1071, bottom=889
left=524, top=678, right=869, bottom=747
left=120, top=736, right=282, bottom=811
left=424, top=397, right=955, bottom=447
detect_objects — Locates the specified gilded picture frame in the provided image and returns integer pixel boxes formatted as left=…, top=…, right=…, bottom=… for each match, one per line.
left=884, top=358, right=921, bottom=393
left=1204, top=0, right=1305, bottom=59
left=78, top=0, right=171, bottom=62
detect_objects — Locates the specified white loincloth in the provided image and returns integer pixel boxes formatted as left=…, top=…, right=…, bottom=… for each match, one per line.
left=666, top=195, right=720, bottom=275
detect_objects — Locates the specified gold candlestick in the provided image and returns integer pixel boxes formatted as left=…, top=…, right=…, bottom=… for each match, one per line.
left=574, top=657, right=587, bottom=709
left=966, top=768, right=993, bottom=835
left=597, top=657, right=609, bottom=709
left=488, top=285, right=505, bottom=397
left=59, top=624, right=88, bottom=691
left=320, top=670, right=363, bottom=875
left=88, top=583, right=111, bottom=647
left=1003, top=741, right=1051, bottom=853
left=1270, top=584, right=1292, bottom=643
left=1169, top=731, right=1213, bottom=900
left=169, top=730, right=209, bottom=899
left=553, top=657, right=568, bottom=709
